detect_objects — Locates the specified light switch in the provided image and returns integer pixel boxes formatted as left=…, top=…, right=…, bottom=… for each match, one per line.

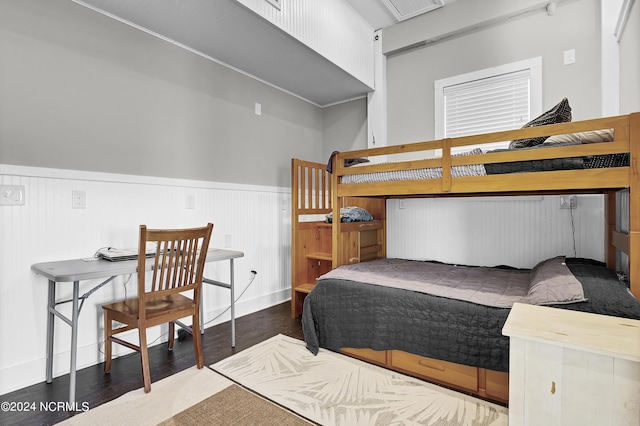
left=563, top=49, right=576, bottom=65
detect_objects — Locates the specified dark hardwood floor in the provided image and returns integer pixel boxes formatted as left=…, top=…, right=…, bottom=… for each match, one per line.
left=0, top=302, right=303, bottom=426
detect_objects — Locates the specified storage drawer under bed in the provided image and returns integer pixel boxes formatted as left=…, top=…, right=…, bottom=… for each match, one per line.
left=340, top=347, right=509, bottom=402
left=390, top=350, right=479, bottom=392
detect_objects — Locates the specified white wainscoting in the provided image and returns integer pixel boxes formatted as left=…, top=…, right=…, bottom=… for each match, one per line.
left=0, top=165, right=291, bottom=395
left=386, top=195, right=605, bottom=269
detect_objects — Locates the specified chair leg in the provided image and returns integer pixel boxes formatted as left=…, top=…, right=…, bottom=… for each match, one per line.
left=139, top=325, right=152, bottom=393
left=167, top=321, right=175, bottom=351
left=192, top=314, right=204, bottom=369
left=103, top=310, right=112, bottom=373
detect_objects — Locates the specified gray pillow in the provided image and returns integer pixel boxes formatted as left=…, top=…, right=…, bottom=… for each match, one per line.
left=525, top=256, right=587, bottom=305
left=543, top=129, right=613, bottom=145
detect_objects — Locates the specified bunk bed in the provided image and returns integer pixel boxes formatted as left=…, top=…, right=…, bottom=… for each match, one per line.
left=292, top=112, right=640, bottom=402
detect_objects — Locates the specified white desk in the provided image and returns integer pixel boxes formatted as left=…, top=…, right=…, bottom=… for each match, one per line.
left=31, top=248, right=244, bottom=406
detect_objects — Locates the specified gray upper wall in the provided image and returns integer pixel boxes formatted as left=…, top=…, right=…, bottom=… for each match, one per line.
left=0, top=0, right=325, bottom=188
left=322, top=98, right=367, bottom=162
left=383, top=0, right=603, bottom=145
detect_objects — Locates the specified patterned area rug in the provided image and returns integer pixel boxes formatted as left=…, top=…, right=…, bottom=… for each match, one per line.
left=57, top=365, right=311, bottom=425
left=212, top=334, right=509, bottom=426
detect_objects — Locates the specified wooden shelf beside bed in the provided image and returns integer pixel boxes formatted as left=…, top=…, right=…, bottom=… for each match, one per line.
left=291, top=217, right=385, bottom=318
left=292, top=112, right=640, bottom=403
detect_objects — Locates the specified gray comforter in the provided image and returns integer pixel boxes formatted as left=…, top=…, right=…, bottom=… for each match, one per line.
left=302, top=258, right=640, bottom=372
left=320, top=258, right=531, bottom=308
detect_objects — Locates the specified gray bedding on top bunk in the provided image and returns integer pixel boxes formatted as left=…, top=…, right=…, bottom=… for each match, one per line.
left=301, top=258, right=640, bottom=372
left=484, top=142, right=629, bottom=174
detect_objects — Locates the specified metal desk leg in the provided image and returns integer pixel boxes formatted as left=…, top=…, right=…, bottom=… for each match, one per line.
left=200, top=257, right=236, bottom=347
left=68, top=281, right=80, bottom=405
left=46, top=280, right=56, bottom=383
left=200, top=287, right=205, bottom=335
left=230, top=259, right=235, bottom=348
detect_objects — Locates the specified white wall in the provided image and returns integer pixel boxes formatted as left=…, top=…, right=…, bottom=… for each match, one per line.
left=0, top=165, right=291, bottom=395
left=601, top=0, right=623, bottom=116
left=387, top=195, right=605, bottom=269
left=619, top=0, right=640, bottom=114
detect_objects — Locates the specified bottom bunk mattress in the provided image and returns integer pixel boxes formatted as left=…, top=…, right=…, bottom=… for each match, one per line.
left=301, top=258, right=640, bottom=373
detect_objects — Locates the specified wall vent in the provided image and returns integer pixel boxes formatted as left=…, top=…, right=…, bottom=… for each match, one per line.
left=381, top=0, right=444, bottom=21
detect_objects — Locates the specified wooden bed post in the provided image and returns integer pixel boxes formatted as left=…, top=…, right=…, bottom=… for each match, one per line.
left=441, top=138, right=452, bottom=193
left=605, top=190, right=617, bottom=270
left=331, top=155, right=341, bottom=269
left=291, top=159, right=300, bottom=317
left=629, top=112, right=640, bottom=300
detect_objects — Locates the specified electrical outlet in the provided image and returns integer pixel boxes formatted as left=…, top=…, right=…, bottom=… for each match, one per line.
left=559, top=195, right=577, bottom=209
left=398, top=199, right=406, bottom=209
left=186, top=194, right=195, bottom=209
left=0, top=185, right=25, bottom=206
left=72, top=190, right=86, bottom=209
left=224, top=234, right=232, bottom=248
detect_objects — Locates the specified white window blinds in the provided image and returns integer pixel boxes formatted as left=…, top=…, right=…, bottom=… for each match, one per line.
left=434, top=57, right=542, bottom=153
left=444, top=69, right=531, bottom=138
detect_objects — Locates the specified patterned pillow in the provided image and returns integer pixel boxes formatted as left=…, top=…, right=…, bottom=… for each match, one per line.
left=509, top=98, right=572, bottom=149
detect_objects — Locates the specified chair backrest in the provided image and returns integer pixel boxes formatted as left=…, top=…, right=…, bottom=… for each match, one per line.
left=137, top=223, right=213, bottom=314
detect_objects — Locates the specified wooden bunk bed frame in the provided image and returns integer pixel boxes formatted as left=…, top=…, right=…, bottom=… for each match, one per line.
left=292, top=112, right=640, bottom=402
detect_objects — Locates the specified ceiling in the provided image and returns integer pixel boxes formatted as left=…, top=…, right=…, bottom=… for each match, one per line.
left=345, top=0, right=450, bottom=30
left=73, top=0, right=451, bottom=107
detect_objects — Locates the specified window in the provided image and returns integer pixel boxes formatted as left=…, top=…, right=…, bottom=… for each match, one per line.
left=434, top=57, right=542, bottom=153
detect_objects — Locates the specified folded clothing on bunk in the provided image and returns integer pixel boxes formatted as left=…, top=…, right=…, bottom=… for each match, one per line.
left=325, top=206, right=373, bottom=223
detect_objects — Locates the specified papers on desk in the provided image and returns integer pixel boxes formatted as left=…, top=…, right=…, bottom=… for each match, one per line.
left=97, top=247, right=156, bottom=262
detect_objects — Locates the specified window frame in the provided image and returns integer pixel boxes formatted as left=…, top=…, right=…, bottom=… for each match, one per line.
left=434, top=57, right=543, bottom=152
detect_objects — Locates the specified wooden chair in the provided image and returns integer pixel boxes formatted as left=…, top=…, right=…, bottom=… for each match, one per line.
left=102, top=223, right=213, bottom=393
